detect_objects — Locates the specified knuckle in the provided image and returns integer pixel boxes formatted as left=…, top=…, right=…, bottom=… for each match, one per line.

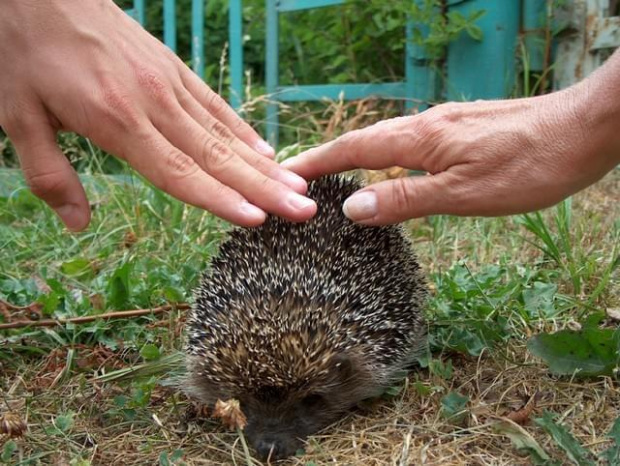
left=136, top=67, right=175, bottom=109
left=99, top=84, right=141, bottom=130
left=436, top=102, right=462, bottom=118
left=340, top=131, right=369, bottom=165
left=25, top=169, right=67, bottom=201
left=428, top=102, right=462, bottom=126
left=390, top=178, right=415, bottom=214
left=1, top=101, right=37, bottom=138
left=201, top=138, right=235, bottom=173
left=416, top=110, right=448, bottom=142
left=206, top=91, right=227, bottom=117
left=165, top=149, right=199, bottom=179
left=209, top=120, right=234, bottom=146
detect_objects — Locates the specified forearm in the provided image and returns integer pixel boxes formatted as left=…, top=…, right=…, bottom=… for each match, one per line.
left=575, top=49, right=620, bottom=167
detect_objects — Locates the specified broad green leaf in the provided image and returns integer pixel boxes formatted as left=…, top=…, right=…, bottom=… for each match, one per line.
left=413, top=381, right=432, bottom=396
left=468, top=9, right=487, bottom=22
left=38, top=290, right=60, bottom=315
left=140, top=343, right=161, bottom=361
left=466, top=24, right=484, bottom=41
left=54, top=412, right=75, bottom=434
left=535, top=411, right=592, bottom=465
left=163, top=286, right=184, bottom=303
left=159, top=451, right=171, bottom=466
left=60, top=258, right=93, bottom=277
left=523, top=282, right=557, bottom=318
left=441, top=391, right=469, bottom=421
left=170, top=449, right=184, bottom=462
left=527, top=313, right=620, bottom=377
left=1, top=440, right=17, bottom=463
left=493, top=420, right=551, bottom=465
left=429, top=358, right=453, bottom=380
left=601, top=417, right=620, bottom=465
left=107, top=261, right=133, bottom=309
left=114, top=395, right=128, bottom=408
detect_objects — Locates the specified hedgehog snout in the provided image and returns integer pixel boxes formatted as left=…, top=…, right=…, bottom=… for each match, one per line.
left=245, top=422, right=305, bottom=460
left=243, top=397, right=336, bottom=460
left=254, top=436, right=295, bottom=461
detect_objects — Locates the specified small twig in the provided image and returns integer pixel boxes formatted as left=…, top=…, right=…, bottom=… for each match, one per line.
left=0, top=299, right=32, bottom=311
left=0, top=303, right=189, bottom=330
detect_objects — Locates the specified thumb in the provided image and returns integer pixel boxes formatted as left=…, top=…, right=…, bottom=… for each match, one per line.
left=342, top=173, right=454, bottom=225
left=9, top=120, right=90, bottom=231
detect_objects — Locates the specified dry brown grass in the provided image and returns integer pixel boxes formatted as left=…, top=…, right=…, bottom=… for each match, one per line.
left=2, top=340, right=619, bottom=465
left=1, top=95, right=619, bottom=464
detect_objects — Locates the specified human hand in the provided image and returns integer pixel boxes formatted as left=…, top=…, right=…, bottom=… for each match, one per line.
left=283, top=70, right=620, bottom=225
left=0, top=0, right=316, bottom=231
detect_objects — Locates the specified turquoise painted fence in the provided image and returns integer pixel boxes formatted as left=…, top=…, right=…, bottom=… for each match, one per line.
left=124, top=0, right=205, bottom=79
left=124, top=0, right=550, bottom=146
left=264, top=0, right=433, bottom=146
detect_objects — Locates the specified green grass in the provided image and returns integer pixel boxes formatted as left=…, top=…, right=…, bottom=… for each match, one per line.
left=1, top=156, right=619, bottom=464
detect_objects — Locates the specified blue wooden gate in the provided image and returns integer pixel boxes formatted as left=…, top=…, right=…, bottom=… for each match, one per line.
left=123, top=0, right=205, bottom=79
left=122, top=1, right=618, bottom=147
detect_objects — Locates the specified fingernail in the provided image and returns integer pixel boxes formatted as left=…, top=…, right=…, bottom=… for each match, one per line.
left=281, top=171, right=308, bottom=193
left=287, top=193, right=316, bottom=212
left=343, top=191, right=377, bottom=221
left=255, top=140, right=275, bottom=157
left=240, top=201, right=266, bottom=222
left=56, top=204, right=88, bottom=232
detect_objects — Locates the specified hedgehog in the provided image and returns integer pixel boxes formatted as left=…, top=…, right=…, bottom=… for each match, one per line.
left=184, top=174, right=428, bottom=460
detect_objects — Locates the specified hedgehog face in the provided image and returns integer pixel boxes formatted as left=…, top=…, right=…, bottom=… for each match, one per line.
left=186, top=351, right=383, bottom=460
left=240, top=390, right=342, bottom=460
left=237, top=353, right=383, bottom=461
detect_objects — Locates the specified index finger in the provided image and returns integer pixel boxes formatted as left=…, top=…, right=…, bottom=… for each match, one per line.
left=281, top=116, right=427, bottom=179
left=178, top=64, right=275, bottom=158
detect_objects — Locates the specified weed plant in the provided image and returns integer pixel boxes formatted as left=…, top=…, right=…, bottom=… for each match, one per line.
left=1, top=0, right=619, bottom=464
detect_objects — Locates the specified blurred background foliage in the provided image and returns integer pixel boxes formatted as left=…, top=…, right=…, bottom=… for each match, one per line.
left=0, top=0, right=545, bottom=170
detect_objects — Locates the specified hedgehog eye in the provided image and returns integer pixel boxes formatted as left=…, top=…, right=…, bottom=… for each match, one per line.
left=300, top=394, right=325, bottom=409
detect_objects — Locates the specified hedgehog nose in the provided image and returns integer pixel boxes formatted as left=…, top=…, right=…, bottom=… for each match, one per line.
left=256, top=438, right=283, bottom=459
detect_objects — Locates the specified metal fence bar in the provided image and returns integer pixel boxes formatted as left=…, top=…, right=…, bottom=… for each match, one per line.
left=135, top=0, right=146, bottom=25
left=191, top=0, right=205, bottom=79
left=229, top=0, right=244, bottom=109
left=163, top=0, right=177, bottom=52
left=404, top=18, right=417, bottom=113
left=406, top=0, right=437, bottom=113
left=277, top=0, right=344, bottom=12
left=272, top=83, right=409, bottom=102
left=124, top=0, right=146, bottom=25
left=265, top=0, right=279, bottom=146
